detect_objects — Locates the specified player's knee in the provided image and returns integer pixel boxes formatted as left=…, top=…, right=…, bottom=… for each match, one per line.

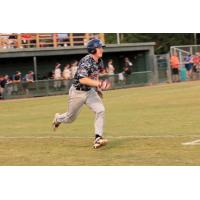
left=96, top=106, right=105, bottom=115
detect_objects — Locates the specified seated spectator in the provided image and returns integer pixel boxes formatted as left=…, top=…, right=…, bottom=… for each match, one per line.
left=7, top=34, right=17, bottom=48
left=57, top=33, right=69, bottom=47
left=21, top=33, right=31, bottom=48
left=0, top=34, right=9, bottom=48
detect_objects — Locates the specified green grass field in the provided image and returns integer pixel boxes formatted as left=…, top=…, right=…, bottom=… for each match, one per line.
left=1, top=81, right=200, bottom=165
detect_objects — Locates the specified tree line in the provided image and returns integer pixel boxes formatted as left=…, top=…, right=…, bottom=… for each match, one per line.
left=105, top=33, right=198, bottom=54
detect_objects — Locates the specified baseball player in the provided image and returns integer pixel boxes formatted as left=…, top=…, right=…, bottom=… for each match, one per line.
left=52, top=39, right=111, bottom=148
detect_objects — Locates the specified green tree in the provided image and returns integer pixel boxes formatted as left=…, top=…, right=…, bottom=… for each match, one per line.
left=105, top=33, right=195, bottom=54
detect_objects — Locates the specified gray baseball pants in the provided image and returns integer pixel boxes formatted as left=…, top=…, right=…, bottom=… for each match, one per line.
left=56, top=86, right=105, bottom=136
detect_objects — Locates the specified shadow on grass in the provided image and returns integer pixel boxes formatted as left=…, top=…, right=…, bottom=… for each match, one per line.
left=100, top=138, right=126, bottom=150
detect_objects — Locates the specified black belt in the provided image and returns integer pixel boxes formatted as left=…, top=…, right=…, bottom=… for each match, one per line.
left=75, top=86, right=91, bottom=91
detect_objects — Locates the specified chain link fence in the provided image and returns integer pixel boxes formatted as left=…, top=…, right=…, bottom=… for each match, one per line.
left=156, top=54, right=172, bottom=83
left=170, top=45, right=200, bottom=64
left=170, top=45, right=200, bottom=81
left=2, top=71, right=153, bottom=99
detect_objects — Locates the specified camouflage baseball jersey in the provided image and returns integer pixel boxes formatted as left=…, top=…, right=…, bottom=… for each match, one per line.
left=73, top=54, right=104, bottom=91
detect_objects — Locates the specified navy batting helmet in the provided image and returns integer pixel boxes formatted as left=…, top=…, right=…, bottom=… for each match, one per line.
left=87, top=39, right=106, bottom=54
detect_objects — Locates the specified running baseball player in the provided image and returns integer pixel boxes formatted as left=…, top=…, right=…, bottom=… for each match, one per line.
left=52, top=39, right=111, bottom=148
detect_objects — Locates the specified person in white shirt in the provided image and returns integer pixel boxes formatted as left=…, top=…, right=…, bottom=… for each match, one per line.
left=62, top=64, right=72, bottom=90
left=106, top=59, right=115, bottom=75
left=70, top=60, right=78, bottom=78
left=106, top=59, right=115, bottom=87
left=24, top=71, right=34, bottom=95
left=54, top=63, right=62, bottom=89
left=25, top=71, right=34, bottom=82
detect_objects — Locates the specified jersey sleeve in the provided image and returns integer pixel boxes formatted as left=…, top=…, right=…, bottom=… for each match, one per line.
left=77, top=65, right=88, bottom=78
left=76, top=58, right=90, bottom=79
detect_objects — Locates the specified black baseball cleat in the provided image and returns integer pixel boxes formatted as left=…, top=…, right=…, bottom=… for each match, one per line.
left=93, top=136, right=108, bottom=149
left=52, top=113, right=61, bottom=131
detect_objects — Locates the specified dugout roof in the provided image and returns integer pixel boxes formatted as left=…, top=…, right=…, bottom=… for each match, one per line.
left=0, top=42, right=155, bottom=58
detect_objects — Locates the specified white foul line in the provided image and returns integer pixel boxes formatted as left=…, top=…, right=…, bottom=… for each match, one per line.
left=182, top=139, right=200, bottom=145
left=0, top=135, right=199, bottom=140
left=1, top=135, right=200, bottom=147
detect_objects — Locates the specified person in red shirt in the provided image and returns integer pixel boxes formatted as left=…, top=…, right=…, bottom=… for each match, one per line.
left=170, top=53, right=180, bottom=82
left=21, top=33, right=31, bottom=48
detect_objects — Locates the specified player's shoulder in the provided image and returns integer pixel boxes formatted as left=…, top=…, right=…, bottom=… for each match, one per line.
left=79, top=54, right=93, bottom=66
left=80, top=54, right=92, bottom=62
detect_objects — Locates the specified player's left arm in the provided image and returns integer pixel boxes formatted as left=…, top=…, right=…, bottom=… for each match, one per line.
left=79, top=77, right=100, bottom=87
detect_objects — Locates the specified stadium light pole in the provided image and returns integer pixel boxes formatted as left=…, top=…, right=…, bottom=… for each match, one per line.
left=116, top=33, right=120, bottom=44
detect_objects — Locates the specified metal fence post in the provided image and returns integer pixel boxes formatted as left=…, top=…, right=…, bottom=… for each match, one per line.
left=153, top=55, right=159, bottom=84
left=166, top=53, right=172, bottom=83
left=33, top=56, right=38, bottom=81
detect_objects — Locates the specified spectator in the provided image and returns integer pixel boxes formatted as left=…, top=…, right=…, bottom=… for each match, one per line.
left=106, top=59, right=115, bottom=75
left=0, top=33, right=16, bottom=48
left=123, top=57, right=133, bottom=75
left=62, top=64, right=72, bottom=80
left=24, top=71, right=34, bottom=95
left=123, top=57, right=133, bottom=84
left=0, top=75, right=13, bottom=97
left=57, top=33, right=69, bottom=47
left=0, top=34, right=9, bottom=48
left=21, top=33, right=31, bottom=48
left=192, top=52, right=200, bottom=80
left=62, top=64, right=72, bottom=89
left=184, top=54, right=193, bottom=79
left=170, top=53, right=180, bottom=82
left=12, top=71, right=22, bottom=93
left=25, top=71, right=34, bottom=82
left=8, top=34, right=17, bottom=48
left=54, top=63, right=62, bottom=89
left=91, top=33, right=100, bottom=40
left=70, top=60, right=78, bottom=78
left=106, top=59, right=115, bottom=87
